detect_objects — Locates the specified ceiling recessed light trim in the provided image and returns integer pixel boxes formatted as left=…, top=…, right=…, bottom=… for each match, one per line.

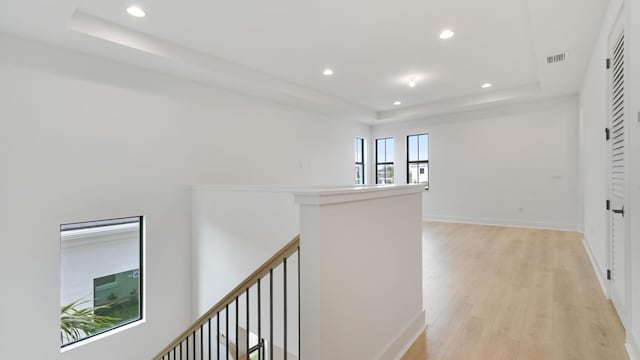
left=393, top=101, right=402, bottom=106
left=439, top=29, right=455, bottom=39
left=127, top=6, right=146, bottom=18
left=322, top=68, right=334, bottom=76
left=408, top=78, right=417, bottom=88
left=481, top=83, right=493, bottom=88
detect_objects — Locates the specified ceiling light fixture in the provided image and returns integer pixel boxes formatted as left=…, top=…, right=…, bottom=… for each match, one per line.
left=408, top=78, right=417, bottom=88
left=393, top=101, right=402, bottom=106
left=481, top=83, right=492, bottom=88
left=127, top=6, right=146, bottom=18
left=322, top=68, right=334, bottom=76
left=439, top=29, right=455, bottom=39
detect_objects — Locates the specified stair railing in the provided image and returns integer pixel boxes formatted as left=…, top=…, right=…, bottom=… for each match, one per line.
left=154, top=235, right=300, bottom=360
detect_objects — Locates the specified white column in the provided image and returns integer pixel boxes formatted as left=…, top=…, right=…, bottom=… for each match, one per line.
left=296, top=185, right=425, bottom=360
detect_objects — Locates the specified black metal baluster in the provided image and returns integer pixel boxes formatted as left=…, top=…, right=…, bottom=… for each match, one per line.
left=235, top=297, right=239, bottom=360
left=179, top=341, right=182, bottom=360
left=217, top=312, right=220, bottom=360
left=258, top=278, right=262, bottom=360
left=200, top=325, right=204, bottom=360
left=187, top=335, right=190, bottom=360
left=284, top=257, right=288, bottom=360
left=270, top=269, right=273, bottom=360
left=208, top=319, right=212, bottom=360
left=246, top=288, right=250, bottom=360
left=298, top=247, right=301, bottom=360
left=226, top=305, right=229, bottom=360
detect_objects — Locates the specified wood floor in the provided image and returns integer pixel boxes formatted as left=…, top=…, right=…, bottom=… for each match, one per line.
left=401, top=222, right=628, bottom=360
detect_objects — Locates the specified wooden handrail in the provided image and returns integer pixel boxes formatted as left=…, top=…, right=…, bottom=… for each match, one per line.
left=154, top=235, right=300, bottom=359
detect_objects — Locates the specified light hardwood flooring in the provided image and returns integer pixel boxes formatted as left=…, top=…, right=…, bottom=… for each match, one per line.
left=401, top=222, right=628, bottom=360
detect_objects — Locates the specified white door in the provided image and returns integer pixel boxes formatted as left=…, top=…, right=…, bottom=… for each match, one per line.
left=608, top=22, right=627, bottom=325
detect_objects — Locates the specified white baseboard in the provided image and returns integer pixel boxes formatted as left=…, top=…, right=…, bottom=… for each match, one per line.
left=627, top=329, right=640, bottom=360
left=582, top=236, right=609, bottom=298
left=377, top=309, right=426, bottom=360
left=423, top=215, right=580, bottom=232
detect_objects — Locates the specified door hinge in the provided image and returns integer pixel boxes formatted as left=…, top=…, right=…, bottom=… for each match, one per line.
left=607, top=269, right=611, bottom=280
left=605, top=127, right=610, bottom=141
left=606, top=58, right=611, bottom=69
left=606, top=200, right=611, bottom=210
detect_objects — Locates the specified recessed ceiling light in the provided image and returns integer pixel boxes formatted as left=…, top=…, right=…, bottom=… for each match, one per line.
left=322, top=68, right=334, bottom=76
left=393, top=101, right=402, bottom=106
left=439, top=29, right=455, bottom=39
left=408, top=78, right=417, bottom=88
left=481, top=83, right=492, bottom=88
left=127, top=6, right=146, bottom=18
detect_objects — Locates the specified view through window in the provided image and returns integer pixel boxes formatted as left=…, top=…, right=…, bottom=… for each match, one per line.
left=407, top=133, right=429, bottom=189
left=376, top=137, right=395, bottom=184
left=355, top=138, right=365, bottom=185
left=60, top=217, right=143, bottom=348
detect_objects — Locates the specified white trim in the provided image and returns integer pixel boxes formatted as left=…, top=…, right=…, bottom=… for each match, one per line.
left=193, top=184, right=425, bottom=205
left=376, top=309, right=426, bottom=360
left=193, top=184, right=411, bottom=192
left=422, top=215, right=580, bottom=232
left=627, top=328, right=640, bottom=360
left=583, top=236, right=609, bottom=297
left=294, top=184, right=424, bottom=206
left=60, top=318, right=146, bottom=353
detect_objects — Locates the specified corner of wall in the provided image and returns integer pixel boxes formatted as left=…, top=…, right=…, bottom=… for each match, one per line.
left=376, top=309, right=426, bottom=360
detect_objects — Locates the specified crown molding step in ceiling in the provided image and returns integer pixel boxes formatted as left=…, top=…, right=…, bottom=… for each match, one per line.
left=0, top=0, right=609, bottom=123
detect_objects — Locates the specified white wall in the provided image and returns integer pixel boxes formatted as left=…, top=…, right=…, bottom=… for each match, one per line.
left=580, top=0, right=640, bottom=357
left=372, top=96, right=580, bottom=230
left=192, top=187, right=300, bottom=317
left=191, top=186, right=300, bottom=356
left=0, top=33, right=369, bottom=360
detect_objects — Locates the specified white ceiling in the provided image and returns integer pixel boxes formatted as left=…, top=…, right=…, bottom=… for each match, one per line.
left=0, top=0, right=609, bottom=123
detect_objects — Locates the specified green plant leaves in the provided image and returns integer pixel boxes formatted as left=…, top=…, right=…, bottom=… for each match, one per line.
left=60, top=299, right=121, bottom=345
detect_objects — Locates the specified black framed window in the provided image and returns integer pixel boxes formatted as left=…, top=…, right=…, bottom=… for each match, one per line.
left=355, top=138, right=365, bottom=185
left=407, top=134, right=429, bottom=189
left=376, top=137, right=395, bottom=184
left=60, top=216, right=144, bottom=348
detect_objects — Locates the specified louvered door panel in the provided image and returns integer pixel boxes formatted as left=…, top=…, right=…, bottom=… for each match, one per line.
left=609, top=31, right=626, bottom=318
